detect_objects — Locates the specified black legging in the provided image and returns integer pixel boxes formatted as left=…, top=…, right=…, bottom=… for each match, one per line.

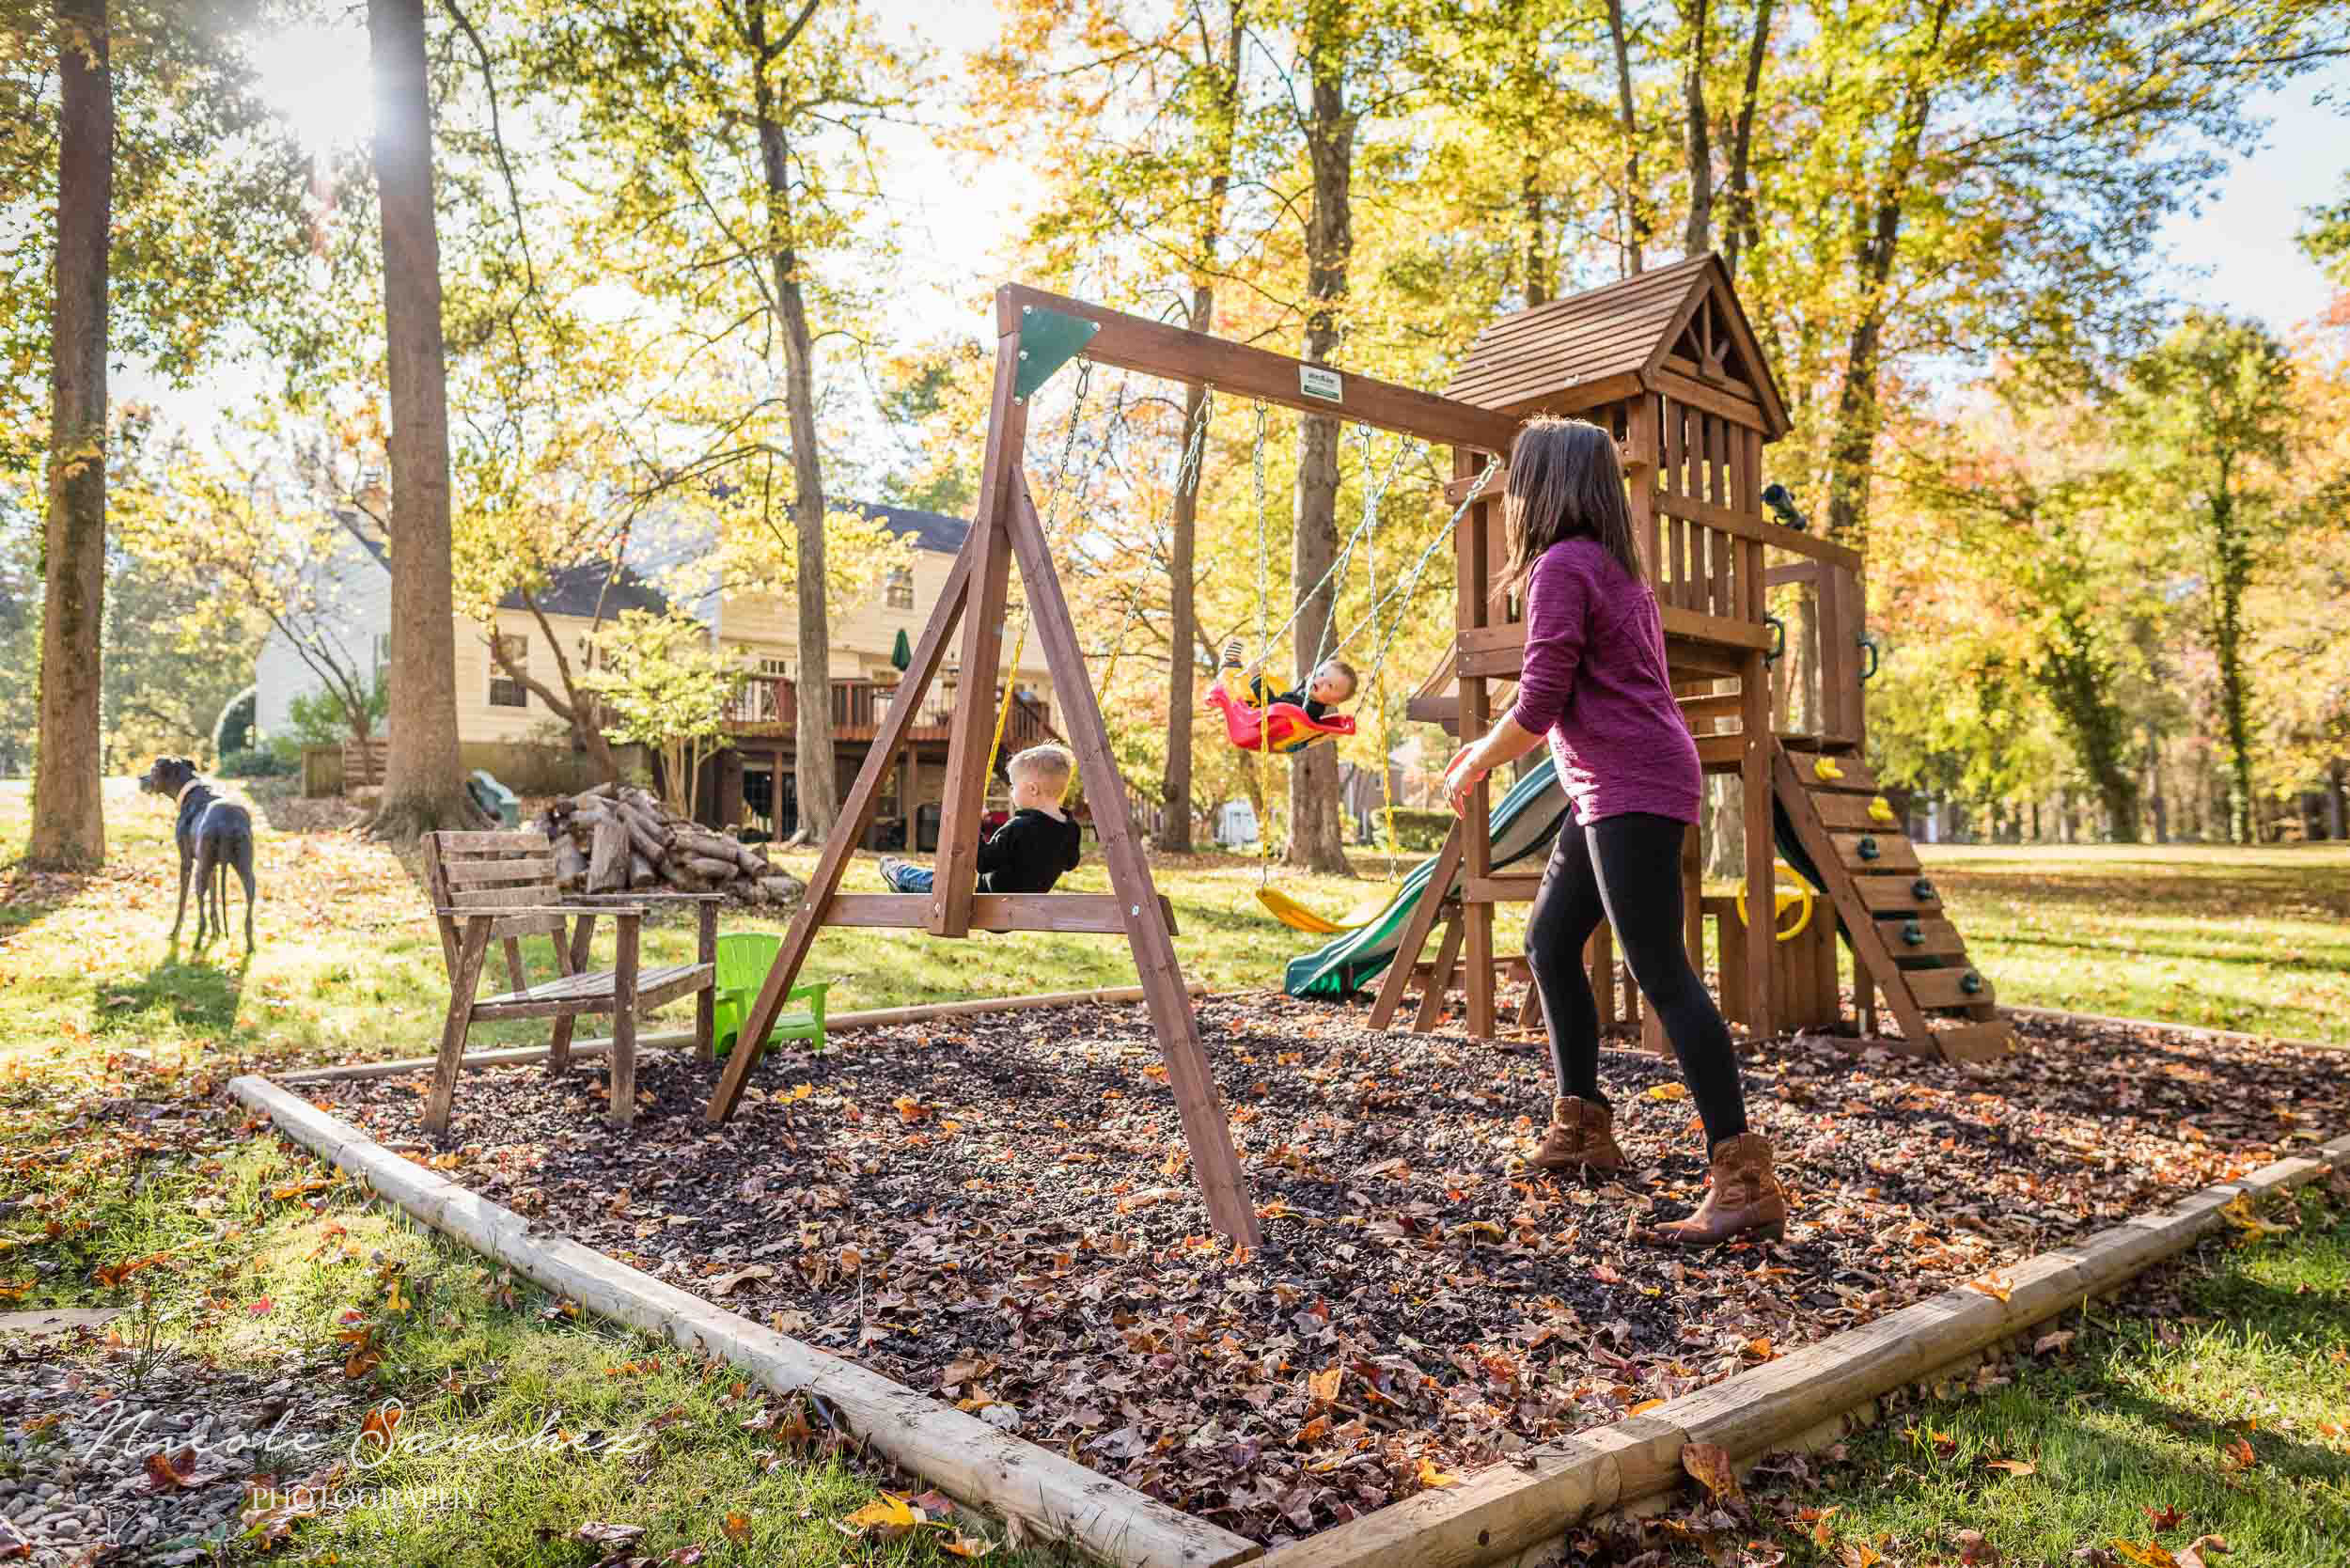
left=1525, top=810, right=1749, bottom=1151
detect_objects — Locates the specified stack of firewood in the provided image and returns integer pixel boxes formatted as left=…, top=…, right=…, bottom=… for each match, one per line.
left=537, top=783, right=806, bottom=907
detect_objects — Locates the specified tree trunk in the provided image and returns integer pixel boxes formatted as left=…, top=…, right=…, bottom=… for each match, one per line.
left=1520, top=151, right=1551, bottom=306
left=1681, top=0, right=1713, bottom=257
left=1823, top=0, right=1945, bottom=545
left=1720, top=0, right=1773, bottom=277
left=2205, top=481, right=2255, bottom=845
left=1606, top=0, right=1645, bottom=275
left=1158, top=4, right=1245, bottom=855
left=750, top=3, right=837, bottom=846
left=27, top=0, right=111, bottom=870
left=368, top=0, right=472, bottom=838
left=1287, top=0, right=1353, bottom=876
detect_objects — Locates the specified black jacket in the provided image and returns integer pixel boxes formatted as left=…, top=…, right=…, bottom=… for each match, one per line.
left=976, top=808, right=1083, bottom=894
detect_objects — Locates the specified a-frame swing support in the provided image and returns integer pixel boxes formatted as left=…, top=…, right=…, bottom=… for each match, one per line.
left=705, top=284, right=1519, bottom=1246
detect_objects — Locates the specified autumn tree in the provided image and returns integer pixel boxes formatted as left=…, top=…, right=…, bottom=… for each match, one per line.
left=2121, top=312, right=2298, bottom=843
left=1893, top=396, right=2155, bottom=839
left=520, top=0, right=917, bottom=847
left=973, top=0, right=1257, bottom=851
left=363, top=0, right=475, bottom=836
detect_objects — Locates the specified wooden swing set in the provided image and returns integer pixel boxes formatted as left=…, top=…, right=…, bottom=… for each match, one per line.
left=705, top=264, right=2012, bottom=1246
left=704, top=283, right=1519, bottom=1244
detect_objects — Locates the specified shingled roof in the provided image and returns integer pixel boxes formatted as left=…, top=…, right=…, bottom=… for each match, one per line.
left=1443, top=253, right=1790, bottom=439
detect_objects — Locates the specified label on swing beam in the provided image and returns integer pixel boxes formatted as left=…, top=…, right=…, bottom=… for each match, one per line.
left=1298, top=365, right=1343, bottom=402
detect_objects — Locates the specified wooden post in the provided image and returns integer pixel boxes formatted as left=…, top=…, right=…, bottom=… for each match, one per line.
left=1415, top=907, right=1466, bottom=1033
left=1455, top=450, right=1496, bottom=1041
left=424, top=915, right=491, bottom=1135
left=1741, top=645, right=1774, bottom=1039
left=609, top=913, right=638, bottom=1128
left=931, top=329, right=1027, bottom=938
left=1006, top=479, right=1260, bottom=1247
left=1370, top=823, right=1465, bottom=1030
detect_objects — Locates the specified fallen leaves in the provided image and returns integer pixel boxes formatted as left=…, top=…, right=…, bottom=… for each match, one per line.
left=1415, top=1456, right=1460, bottom=1489
left=2217, top=1437, right=2257, bottom=1474
left=1983, top=1457, right=2037, bottom=1479
left=2217, top=1194, right=2290, bottom=1238
left=1680, top=1441, right=1742, bottom=1503
left=1965, top=1271, right=2015, bottom=1303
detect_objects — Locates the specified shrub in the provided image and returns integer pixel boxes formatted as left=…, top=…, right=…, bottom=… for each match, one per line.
left=218, top=747, right=293, bottom=778
left=1371, top=808, right=1453, bottom=854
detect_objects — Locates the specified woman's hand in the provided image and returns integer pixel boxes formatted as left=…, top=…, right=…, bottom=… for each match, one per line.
left=1443, top=742, right=1491, bottom=817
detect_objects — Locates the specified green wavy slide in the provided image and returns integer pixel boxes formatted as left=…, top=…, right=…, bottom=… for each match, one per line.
left=1283, top=755, right=1573, bottom=999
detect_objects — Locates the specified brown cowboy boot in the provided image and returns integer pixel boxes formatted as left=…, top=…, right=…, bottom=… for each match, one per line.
left=1640, top=1132, right=1786, bottom=1246
left=1528, top=1096, right=1628, bottom=1176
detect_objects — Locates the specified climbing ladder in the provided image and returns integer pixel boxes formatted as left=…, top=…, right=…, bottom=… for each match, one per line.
left=1769, top=741, right=2014, bottom=1063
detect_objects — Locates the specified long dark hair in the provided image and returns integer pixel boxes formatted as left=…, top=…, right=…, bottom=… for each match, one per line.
left=1499, top=417, right=1643, bottom=600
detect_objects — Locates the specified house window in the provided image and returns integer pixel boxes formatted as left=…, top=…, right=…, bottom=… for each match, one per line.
left=756, top=655, right=791, bottom=678
left=885, top=568, right=915, bottom=610
left=488, top=634, right=529, bottom=708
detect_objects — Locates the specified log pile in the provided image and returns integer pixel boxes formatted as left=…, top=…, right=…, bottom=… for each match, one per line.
left=537, top=784, right=806, bottom=907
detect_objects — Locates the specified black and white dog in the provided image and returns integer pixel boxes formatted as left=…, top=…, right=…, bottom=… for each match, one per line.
left=140, top=758, right=258, bottom=950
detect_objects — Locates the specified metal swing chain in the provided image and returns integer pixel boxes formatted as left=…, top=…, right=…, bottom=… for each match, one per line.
left=1098, top=386, right=1213, bottom=686
left=1311, top=423, right=1416, bottom=671
left=1249, top=400, right=1276, bottom=886
left=988, top=357, right=1098, bottom=782
left=1349, top=452, right=1504, bottom=697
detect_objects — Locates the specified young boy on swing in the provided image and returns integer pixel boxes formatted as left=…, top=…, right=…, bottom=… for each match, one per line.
left=1216, top=640, right=1359, bottom=726
left=877, top=743, right=1083, bottom=895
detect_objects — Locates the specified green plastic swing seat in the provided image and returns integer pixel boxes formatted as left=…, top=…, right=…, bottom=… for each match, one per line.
left=711, top=933, right=829, bottom=1058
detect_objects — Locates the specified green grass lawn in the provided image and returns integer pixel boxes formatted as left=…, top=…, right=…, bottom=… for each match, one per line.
left=3, top=778, right=2344, bottom=1565
left=1700, top=1183, right=2350, bottom=1568
left=1919, top=842, right=2350, bottom=1045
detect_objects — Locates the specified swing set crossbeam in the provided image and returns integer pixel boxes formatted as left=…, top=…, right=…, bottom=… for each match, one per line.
left=999, top=284, right=1521, bottom=455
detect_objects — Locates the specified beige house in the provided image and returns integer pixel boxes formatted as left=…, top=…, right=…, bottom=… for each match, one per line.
left=270, top=504, right=1060, bottom=829
left=707, top=504, right=1060, bottom=845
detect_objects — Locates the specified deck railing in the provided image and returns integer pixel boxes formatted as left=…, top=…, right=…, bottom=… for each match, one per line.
left=722, top=676, right=1057, bottom=750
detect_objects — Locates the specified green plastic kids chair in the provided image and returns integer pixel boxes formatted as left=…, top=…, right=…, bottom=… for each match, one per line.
left=711, top=932, right=829, bottom=1058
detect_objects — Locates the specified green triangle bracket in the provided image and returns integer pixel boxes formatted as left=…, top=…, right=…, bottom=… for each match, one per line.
left=1013, top=306, right=1101, bottom=401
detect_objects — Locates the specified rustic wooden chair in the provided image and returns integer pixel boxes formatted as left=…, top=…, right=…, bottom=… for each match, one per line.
left=419, top=830, right=717, bottom=1133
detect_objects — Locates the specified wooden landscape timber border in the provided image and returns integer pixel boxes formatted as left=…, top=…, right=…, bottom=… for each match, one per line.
left=272, top=983, right=1214, bottom=1087
left=227, top=1072, right=1261, bottom=1568
left=2004, top=1004, right=2342, bottom=1055
left=1254, top=1129, right=2350, bottom=1568
left=229, top=1061, right=2345, bottom=1568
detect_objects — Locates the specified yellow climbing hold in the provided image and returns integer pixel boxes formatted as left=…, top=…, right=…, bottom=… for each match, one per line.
left=1868, top=794, right=1896, bottom=823
left=1812, top=757, right=1844, bottom=781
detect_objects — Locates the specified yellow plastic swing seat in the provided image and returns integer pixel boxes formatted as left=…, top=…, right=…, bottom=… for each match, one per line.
left=1255, top=886, right=1390, bottom=935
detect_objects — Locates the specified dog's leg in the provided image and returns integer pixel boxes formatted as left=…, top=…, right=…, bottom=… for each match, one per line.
left=192, top=841, right=218, bottom=947
left=171, top=839, right=193, bottom=947
left=235, top=840, right=257, bottom=949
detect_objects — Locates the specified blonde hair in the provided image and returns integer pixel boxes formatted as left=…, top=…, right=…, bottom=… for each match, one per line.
left=1007, top=743, right=1075, bottom=794
left=1317, top=657, right=1358, bottom=697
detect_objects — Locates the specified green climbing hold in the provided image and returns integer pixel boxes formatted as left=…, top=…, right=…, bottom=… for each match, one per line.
left=1901, top=919, right=1924, bottom=946
left=1960, top=971, right=1985, bottom=996
left=1856, top=836, right=1881, bottom=861
left=1912, top=877, right=1935, bottom=902
left=1012, top=305, right=1101, bottom=401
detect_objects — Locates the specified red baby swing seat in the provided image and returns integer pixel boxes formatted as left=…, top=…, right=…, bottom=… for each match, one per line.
left=1208, top=678, right=1357, bottom=757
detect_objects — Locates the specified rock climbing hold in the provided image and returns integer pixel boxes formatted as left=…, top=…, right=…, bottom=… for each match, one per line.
left=1869, top=794, right=1896, bottom=823
left=1960, top=971, right=1985, bottom=996
left=1911, top=877, right=1936, bottom=902
left=1856, top=836, right=1881, bottom=861
left=1902, top=919, right=1925, bottom=946
left=1813, top=757, right=1844, bottom=782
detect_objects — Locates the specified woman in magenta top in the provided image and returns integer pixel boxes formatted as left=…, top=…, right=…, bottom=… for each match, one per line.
left=1443, top=417, right=1784, bottom=1247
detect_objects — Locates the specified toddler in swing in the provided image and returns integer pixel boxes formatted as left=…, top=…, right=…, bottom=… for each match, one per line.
left=1214, top=639, right=1359, bottom=738
left=877, top=743, right=1082, bottom=895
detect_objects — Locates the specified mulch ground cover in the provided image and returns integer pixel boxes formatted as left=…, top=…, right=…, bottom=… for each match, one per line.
left=303, top=998, right=2350, bottom=1547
